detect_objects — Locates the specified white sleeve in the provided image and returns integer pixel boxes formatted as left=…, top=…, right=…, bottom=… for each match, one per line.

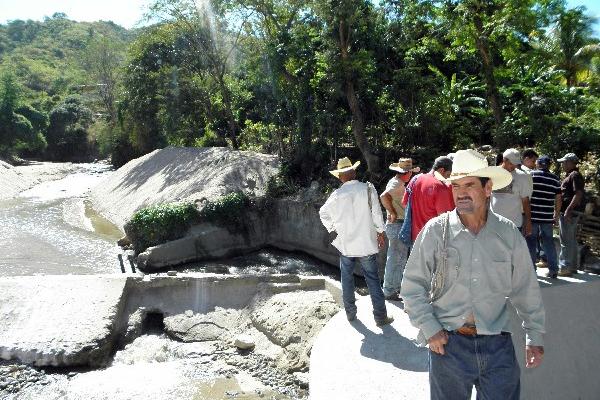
left=369, top=183, right=385, bottom=233
left=319, top=193, right=336, bottom=233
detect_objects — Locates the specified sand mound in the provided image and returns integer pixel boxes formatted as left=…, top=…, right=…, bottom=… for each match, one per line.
left=89, top=147, right=280, bottom=230
left=0, top=160, right=34, bottom=200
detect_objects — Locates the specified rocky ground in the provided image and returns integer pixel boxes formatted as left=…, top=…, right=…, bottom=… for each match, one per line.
left=0, top=289, right=341, bottom=400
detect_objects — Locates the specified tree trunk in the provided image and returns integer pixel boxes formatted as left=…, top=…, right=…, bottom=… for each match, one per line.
left=338, top=18, right=380, bottom=178
left=217, top=75, right=239, bottom=149
left=472, top=14, right=503, bottom=129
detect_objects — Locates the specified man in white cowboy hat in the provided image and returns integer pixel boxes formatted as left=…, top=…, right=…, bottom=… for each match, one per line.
left=380, top=158, right=420, bottom=301
left=400, top=149, right=545, bottom=400
left=319, top=157, right=394, bottom=326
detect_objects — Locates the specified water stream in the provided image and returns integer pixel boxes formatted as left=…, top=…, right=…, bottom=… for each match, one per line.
left=1, top=162, right=329, bottom=399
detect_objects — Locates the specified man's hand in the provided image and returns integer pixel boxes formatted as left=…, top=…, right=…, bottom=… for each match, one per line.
left=553, top=212, right=560, bottom=226
left=525, top=345, right=544, bottom=368
left=387, top=211, right=397, bottom=223
left=565, top=208, right=573, bottom=223
left=522, top=219, right=532, bottom=237
left=427, top=330, right=449, bottom=355
left=377, top=232, right=386, bottom=249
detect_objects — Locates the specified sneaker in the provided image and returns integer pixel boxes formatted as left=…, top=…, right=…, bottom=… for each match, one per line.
left=375, top=316, right=394, bottom=327
left=558, top=269, right=573, bottom=277
left=384, top=293, right=402, bottom=302
left=535, top=261, right=548, bottom=269
left=545, top=271, right=558, bottom=279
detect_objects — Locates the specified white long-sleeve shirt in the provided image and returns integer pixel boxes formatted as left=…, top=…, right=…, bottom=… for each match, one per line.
left=319, top=180, right=385, bottom=257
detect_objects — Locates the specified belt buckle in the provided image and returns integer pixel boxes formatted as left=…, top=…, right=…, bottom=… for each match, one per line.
left=456, top=325, right=478, bottom=336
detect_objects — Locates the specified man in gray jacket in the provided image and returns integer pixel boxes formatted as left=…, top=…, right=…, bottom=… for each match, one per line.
left=401, top=149, right=545, bottom=400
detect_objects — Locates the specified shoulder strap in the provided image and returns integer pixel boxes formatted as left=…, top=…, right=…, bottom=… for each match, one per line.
left=367, top=182, right=373, bottom=211
left=430, top=211, right=450, bottom=302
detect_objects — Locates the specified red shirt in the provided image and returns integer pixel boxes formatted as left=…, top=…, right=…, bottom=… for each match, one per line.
left=402, top=172, right=455, bottom=241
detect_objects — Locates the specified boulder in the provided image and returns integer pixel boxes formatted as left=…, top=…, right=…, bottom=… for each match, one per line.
left=234, top=334, right=256, bottom=350
left=249, top=290, right=339, bottom=372
left=164, top=308, right=247, bottom=342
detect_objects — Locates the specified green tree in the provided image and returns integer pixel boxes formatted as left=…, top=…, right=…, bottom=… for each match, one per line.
left=45, top=96, right=93, bottom=160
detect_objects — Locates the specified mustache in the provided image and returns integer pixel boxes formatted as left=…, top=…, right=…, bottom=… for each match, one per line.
left=456, top=196, right=473, bottom=202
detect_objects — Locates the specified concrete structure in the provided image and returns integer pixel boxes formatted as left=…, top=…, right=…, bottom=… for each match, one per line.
left=309, top=271, right=600, bottom=400
left=0, top=275, right=128, bottom=367
left=0, top=273, right=342, bottom=369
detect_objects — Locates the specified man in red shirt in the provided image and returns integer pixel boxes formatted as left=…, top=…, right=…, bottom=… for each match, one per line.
left=403, top=156, right=455, bottom=242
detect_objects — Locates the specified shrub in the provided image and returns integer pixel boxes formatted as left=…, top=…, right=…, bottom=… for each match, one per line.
left=125, top=202, right=199, bottom=253
left=199, top=191, right=250, bottom=228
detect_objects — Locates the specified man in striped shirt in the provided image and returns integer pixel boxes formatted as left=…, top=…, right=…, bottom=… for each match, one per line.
left=526, top=155, right=562, bottom=278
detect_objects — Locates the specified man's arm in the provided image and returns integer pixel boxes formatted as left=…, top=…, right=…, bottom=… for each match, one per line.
left=554, top=193, right=562, bottom=225
left=400, top=223, right=444, bottom=343
left=380, top=193, right=396, bottom=223
left=509, top=230, right=546, bottom=368
left=369, top=183, right=385, bottom=234
left=318, top=194, right=336, bottom=233
left=521, top=197, right=532, bottom=236
left=565, top=189, right=583, bottom=222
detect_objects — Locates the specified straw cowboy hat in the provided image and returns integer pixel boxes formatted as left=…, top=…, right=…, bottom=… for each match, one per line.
left=445, top=149, right=512, bottom=190
left=389, top=158, right=420, bottom=174
left=330, top=157, right=361, bottom=178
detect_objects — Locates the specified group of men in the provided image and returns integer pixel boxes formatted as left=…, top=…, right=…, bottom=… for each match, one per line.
left=318, top=147, right=585, bottom=399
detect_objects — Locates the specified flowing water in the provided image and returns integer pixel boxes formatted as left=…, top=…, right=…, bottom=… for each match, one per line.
left=1, top=163, right=329, bottom=399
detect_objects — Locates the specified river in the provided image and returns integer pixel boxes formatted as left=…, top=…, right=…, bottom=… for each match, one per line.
left=1, top=162, right=334, bottom=400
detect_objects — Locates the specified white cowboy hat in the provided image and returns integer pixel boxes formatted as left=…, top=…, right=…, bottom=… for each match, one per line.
left=330, top=157, right=361, bottom=178
left=389, top=158, right=421, bottom=174
left=445, top=149, right=512, bottom=190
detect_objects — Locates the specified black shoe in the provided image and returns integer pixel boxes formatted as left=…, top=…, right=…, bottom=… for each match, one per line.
left=545, top=271, right=558, bottom=279
left=384, top=293, right=402, bottom=301
left=375, top=316, right=394, bottom=327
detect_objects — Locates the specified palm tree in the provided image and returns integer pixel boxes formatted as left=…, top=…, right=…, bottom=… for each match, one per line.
left=546, top=7, right=599, bottom=87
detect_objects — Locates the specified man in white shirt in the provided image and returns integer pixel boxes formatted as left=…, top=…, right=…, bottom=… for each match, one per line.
left=491, top=148, right=533, bottom=236
left=319, top=157, right=393, bottom=326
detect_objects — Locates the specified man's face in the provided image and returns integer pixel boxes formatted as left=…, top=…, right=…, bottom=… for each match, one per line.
left=562, top=160, right=576, bottom=172
left=523, top=156, right=537, bottom=169
left=451, top=176, right=492, bottom=215
left=502, top=158, right=517, bottom=172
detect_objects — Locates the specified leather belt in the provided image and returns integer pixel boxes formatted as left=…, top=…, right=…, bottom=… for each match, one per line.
left=455, top=325, right=478, bottom=336
left=454, top=326, right=511, bottom=337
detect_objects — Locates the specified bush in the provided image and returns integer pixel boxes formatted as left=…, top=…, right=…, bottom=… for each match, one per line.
left=199, top=191, right=250, bottom=228
left=125, top=202, right=199, bottom=253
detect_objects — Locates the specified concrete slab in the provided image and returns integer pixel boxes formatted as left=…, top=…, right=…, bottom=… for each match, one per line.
left=0, top=275, right=127, bottom=367
left=309, top=299, right=429, bottom=400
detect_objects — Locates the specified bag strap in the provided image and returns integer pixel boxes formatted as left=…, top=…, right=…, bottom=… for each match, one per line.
left=367, top=182, right=373, bottom=212
left=430, top=211, right=450, bottom=302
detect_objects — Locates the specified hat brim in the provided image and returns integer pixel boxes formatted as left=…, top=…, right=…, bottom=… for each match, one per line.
left=445, top=166, right=512, bottom=191
left=330, top=161, right=361, bottom=178
left=556, top=157, right=577, bottom=162
left=389, top=164, right=420, bottom=173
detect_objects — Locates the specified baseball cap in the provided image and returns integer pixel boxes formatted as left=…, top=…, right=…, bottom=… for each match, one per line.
left=536, top=155, right=552, bottom=168
left=503, top=148, right=521, bottom=165
left=557, top=153, right=578, bottom=163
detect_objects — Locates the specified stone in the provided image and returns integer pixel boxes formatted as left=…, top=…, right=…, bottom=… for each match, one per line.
left=234, top=335, right=255, bottom=350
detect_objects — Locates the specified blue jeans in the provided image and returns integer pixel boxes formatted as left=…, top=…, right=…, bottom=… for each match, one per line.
left=430, top=332, right=520, bottom=400
left=339, top=254, right=387, bottom=321
left=559, top=213, right=580, bottom=271
left=526, top=223, right=558, bottom=273
left=383, top=222, right=409, bottom=296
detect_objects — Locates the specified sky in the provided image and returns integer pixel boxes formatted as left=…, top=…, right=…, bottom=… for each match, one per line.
left=0, top=0, right=598, bottom=33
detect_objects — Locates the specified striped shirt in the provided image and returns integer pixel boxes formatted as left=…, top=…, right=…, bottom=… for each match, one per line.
left=530, top=169, right=561, bottom=223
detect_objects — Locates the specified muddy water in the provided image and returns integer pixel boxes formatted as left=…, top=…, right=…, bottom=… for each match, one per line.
left=0, top=163, right=122, bottom=277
